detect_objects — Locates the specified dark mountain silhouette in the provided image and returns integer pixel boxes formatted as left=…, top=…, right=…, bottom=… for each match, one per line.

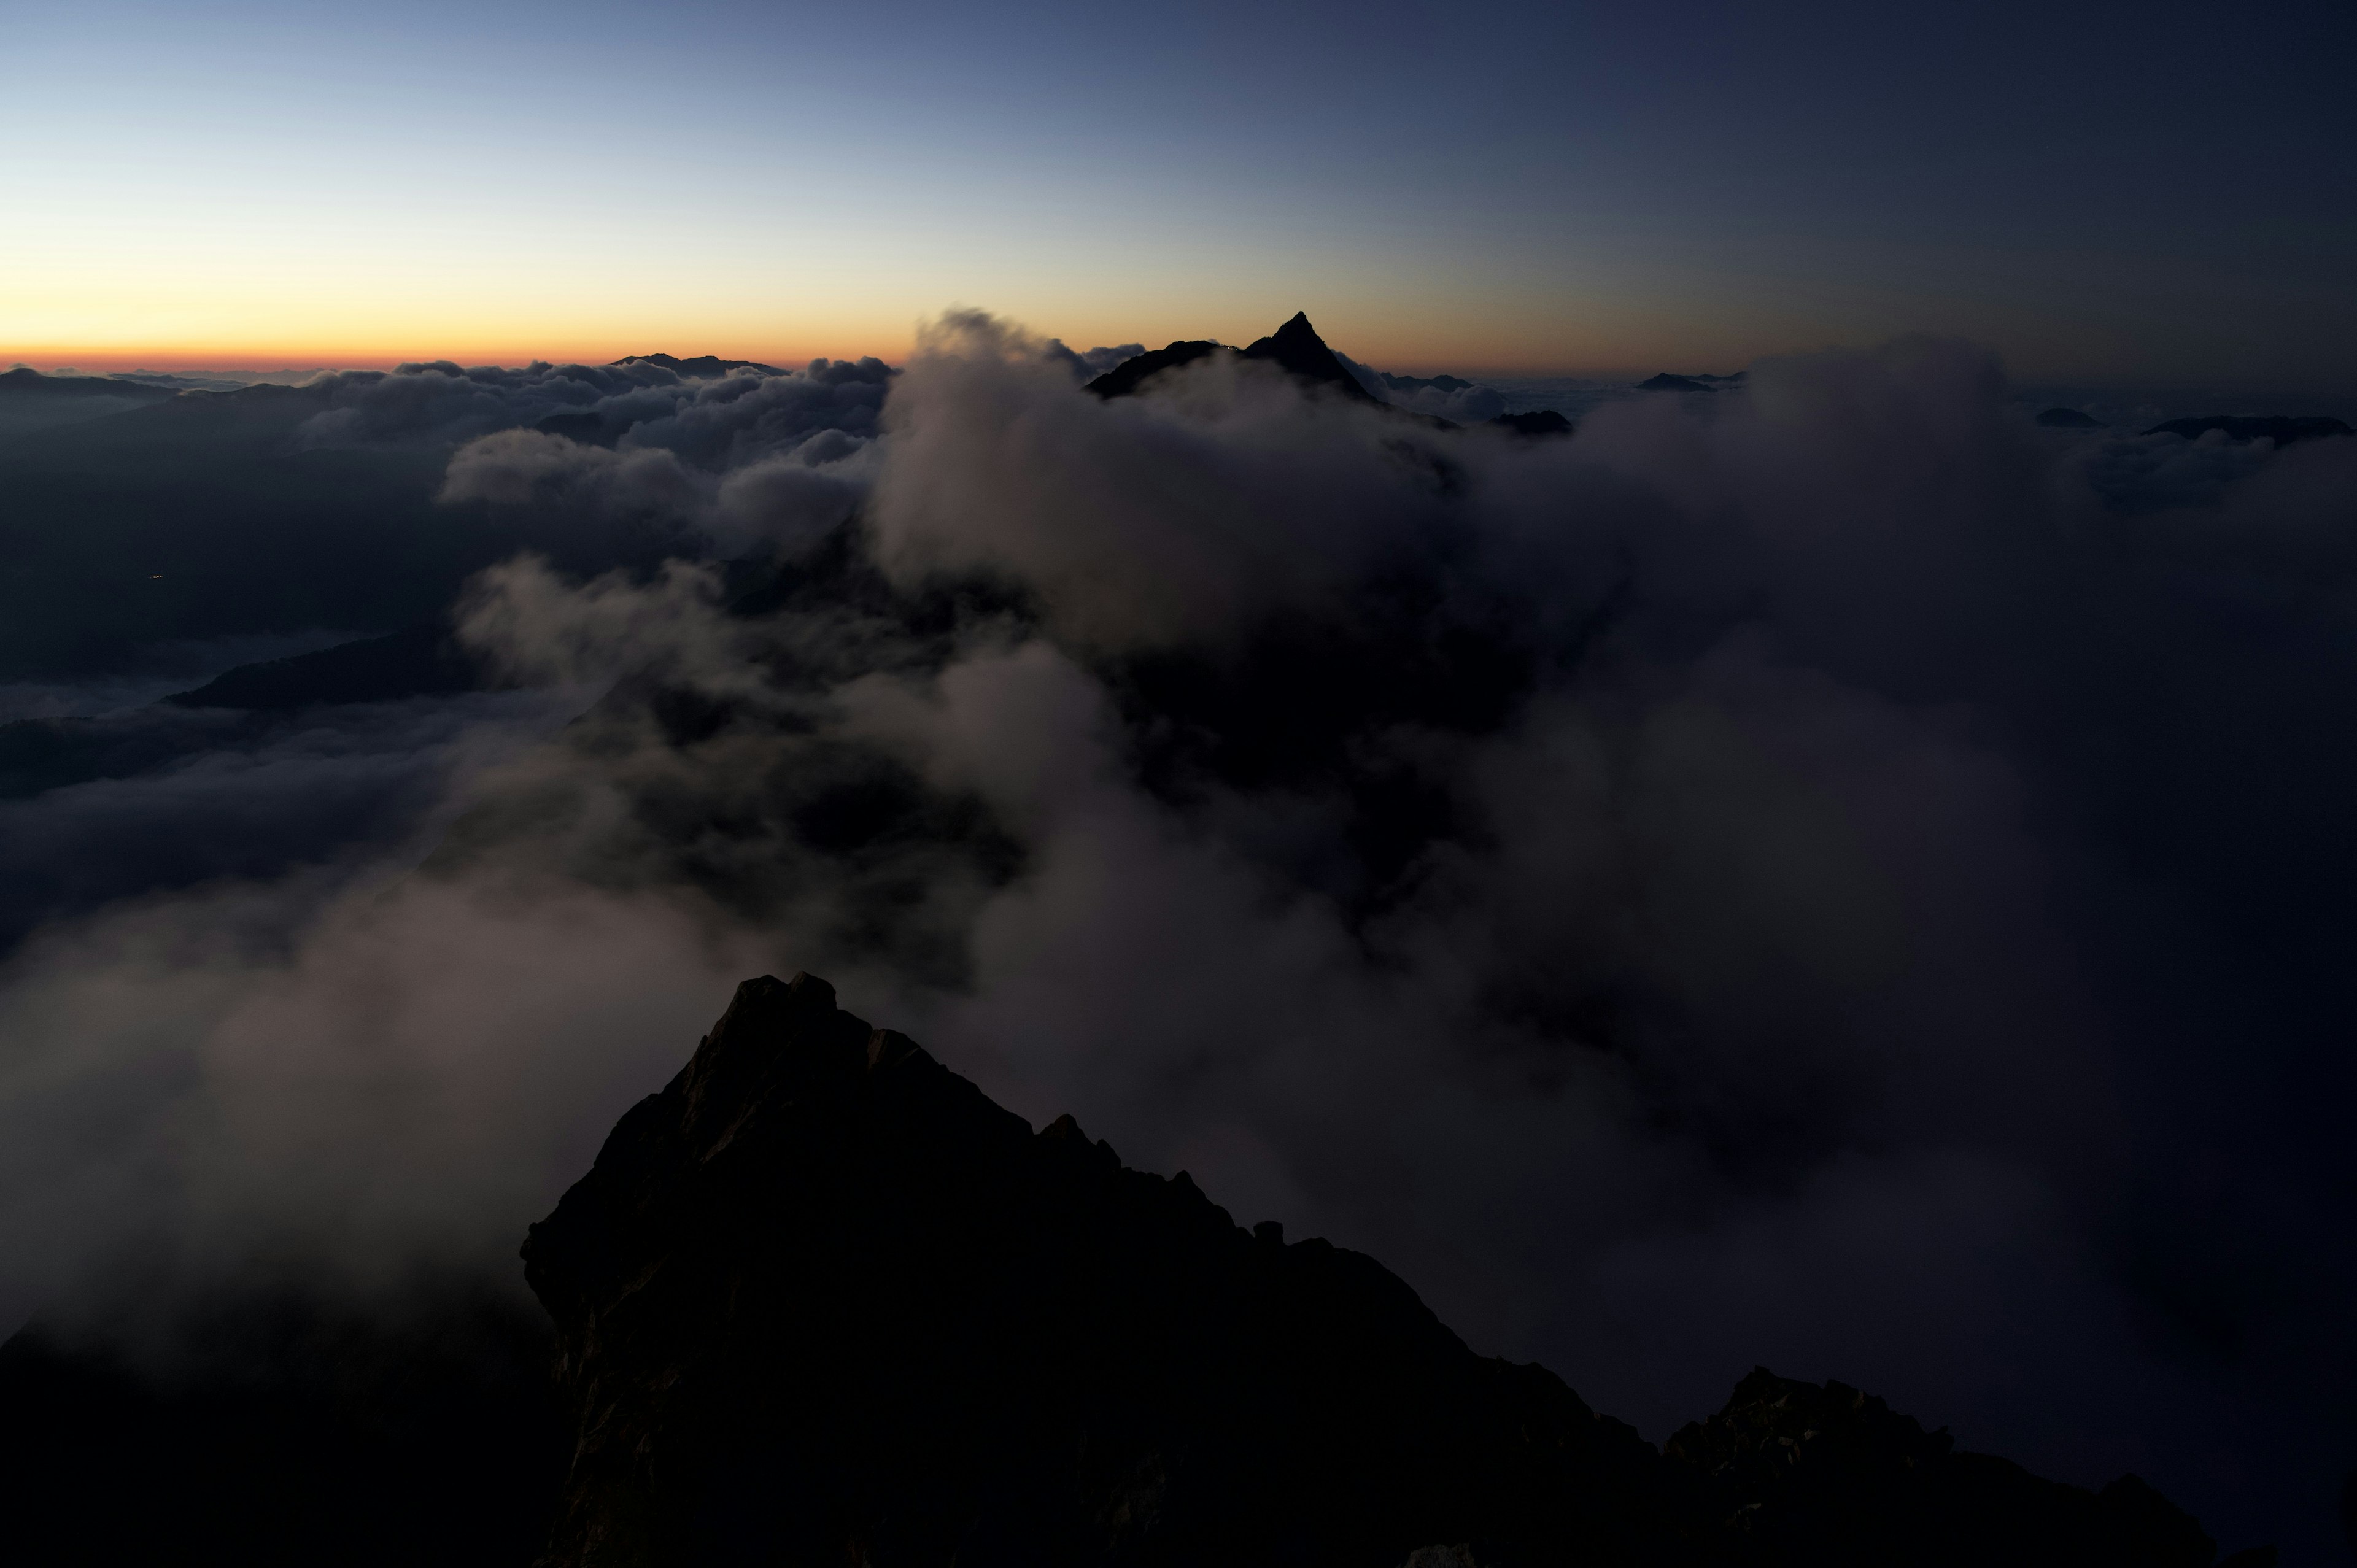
left=1491, top=410, right=1573, bottom=438
left=524, top=971, right=1666, bottom=1566
left=1637, top=372, right=1747, bottom=392
left=0, top=626, right=489, bottom=806
left=1086, top=314, right=1377, bottom=403
left=0, top=368, right=179, bottom=403
left=1665, top=1369, right=2226, bottom=1568
left=0, top=971, right=2261, bottom=1566
left=163, top=621, right=485, bottom=711
left=1240, top=312, right=1382, bottom=403
left=519, top=971, right=2239, bottom=1568
left=2144, top=415, right=2351, bottom=446
left=0, top=1288, right=563, bottom=1568
left=609, top=352, right=780, bottom=378
left=1382, top=372, right=1476, bottom=394
left=1083, top=339, right=1228, bottom=399
left=0, top=368, right=182, bottom=438
left=2037, top=407, right=2103, bottom=428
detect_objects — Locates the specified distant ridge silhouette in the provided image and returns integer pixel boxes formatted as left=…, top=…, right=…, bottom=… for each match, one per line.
left=1638, top=371, right=1746, bottom=392
left=610, top=352, right=780, bottom=378
left=2145, top=415, right=2350, bottom=446
left=1085, top=312, right=1377, bottom=403
left=1492, top=409, right=1573, bottom=437
left=0, top=367, right=178, bottom=402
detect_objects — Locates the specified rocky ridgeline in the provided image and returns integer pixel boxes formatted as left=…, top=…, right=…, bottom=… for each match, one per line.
left=522, top=973, right=2243, bottom=1567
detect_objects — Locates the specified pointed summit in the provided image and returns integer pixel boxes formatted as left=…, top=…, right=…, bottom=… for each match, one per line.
left=1240, top=312, right=1379, bottom=402
left=1085, top=312, right=1378, bottom=403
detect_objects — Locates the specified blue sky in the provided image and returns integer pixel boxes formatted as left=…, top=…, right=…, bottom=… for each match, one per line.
left=4, top=0, right=2352, bottom=383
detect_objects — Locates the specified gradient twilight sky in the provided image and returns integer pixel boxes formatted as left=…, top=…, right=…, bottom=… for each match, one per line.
left=5, top=0, right=2353, bottom=384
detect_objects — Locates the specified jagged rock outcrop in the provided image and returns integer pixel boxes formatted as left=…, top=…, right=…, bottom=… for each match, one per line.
left=524, top=973, right=2236, bottom=1568
left=523, top=973, right=1671, bottom=1567
left=1239, top=313, right=1382, bottom=403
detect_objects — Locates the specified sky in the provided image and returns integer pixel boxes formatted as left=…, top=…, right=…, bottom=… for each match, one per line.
left=5, top=0, right=2355, bottom=385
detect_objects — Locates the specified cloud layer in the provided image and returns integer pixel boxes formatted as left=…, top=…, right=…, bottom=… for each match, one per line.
left=2, top=317, right=2353, bottom=1558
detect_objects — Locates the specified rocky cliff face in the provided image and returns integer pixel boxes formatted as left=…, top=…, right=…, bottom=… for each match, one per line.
left=1665, top=1369, right=2223, bottom=1568
left=523, top=973, right=1669, bottom=1566
left=523, top=974, right=2231, bottom=1568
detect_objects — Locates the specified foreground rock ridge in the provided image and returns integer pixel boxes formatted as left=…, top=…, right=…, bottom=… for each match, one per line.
left=523, top=974, right=2231, bottom=1567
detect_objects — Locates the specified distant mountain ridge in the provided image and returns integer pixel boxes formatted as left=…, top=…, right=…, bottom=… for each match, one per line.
left=163, top=622, right=482, bottom=710
left=1084, top=312, right=1379, bottom=404
left=0, top=367, right=182, bottom=436
left=0, top=367, right=180, bottom=401
left=2145, top=415, right=2350, bottom=446
left=610, top=352, right=781, bottom=377
left=1087, top=314, right=1576, bottom=438
left=1638, top=371, right=1747, bottom=392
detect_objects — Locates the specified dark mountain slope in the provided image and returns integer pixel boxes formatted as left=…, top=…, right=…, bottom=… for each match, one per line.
left=0, top=973, right=2243, bottom=1567
left=0, top=367, right=180, bottom=438
left=1083, top=339, right=1227, bottom=398
left=1492, top=409, right=1573, bottom=437
left=0, top=368, right=179, bottom=403
left=521, top=972, right=2230, bottom=1568
left=1240, top=312, right=1382, bottom=403
left=163, top=621, right=484, bottom=710
left=1666, top=1369, right=2222, bottom=1568
left=0, top=1288, right=564, bottom=1568
left=524, top=971, right=1675, bottom=1568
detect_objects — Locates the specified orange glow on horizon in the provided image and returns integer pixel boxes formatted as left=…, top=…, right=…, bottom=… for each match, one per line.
left=7, top=320, right=1678, bottom=384
left=1, top=320, right=943, bottom=377
left=3, top=341, right=923, bottom=377
left=1, top=274, right=1858, bottom=385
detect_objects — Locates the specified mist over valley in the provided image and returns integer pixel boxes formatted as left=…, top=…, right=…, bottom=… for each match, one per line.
left=1, top=309, right=2353, bottom=1560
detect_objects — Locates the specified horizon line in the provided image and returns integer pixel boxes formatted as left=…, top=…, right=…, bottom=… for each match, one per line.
left=10, top=348, right=2357, bottom=404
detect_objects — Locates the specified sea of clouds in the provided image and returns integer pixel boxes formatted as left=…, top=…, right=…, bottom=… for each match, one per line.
left=1, top=319, right=2351, bottom=1556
